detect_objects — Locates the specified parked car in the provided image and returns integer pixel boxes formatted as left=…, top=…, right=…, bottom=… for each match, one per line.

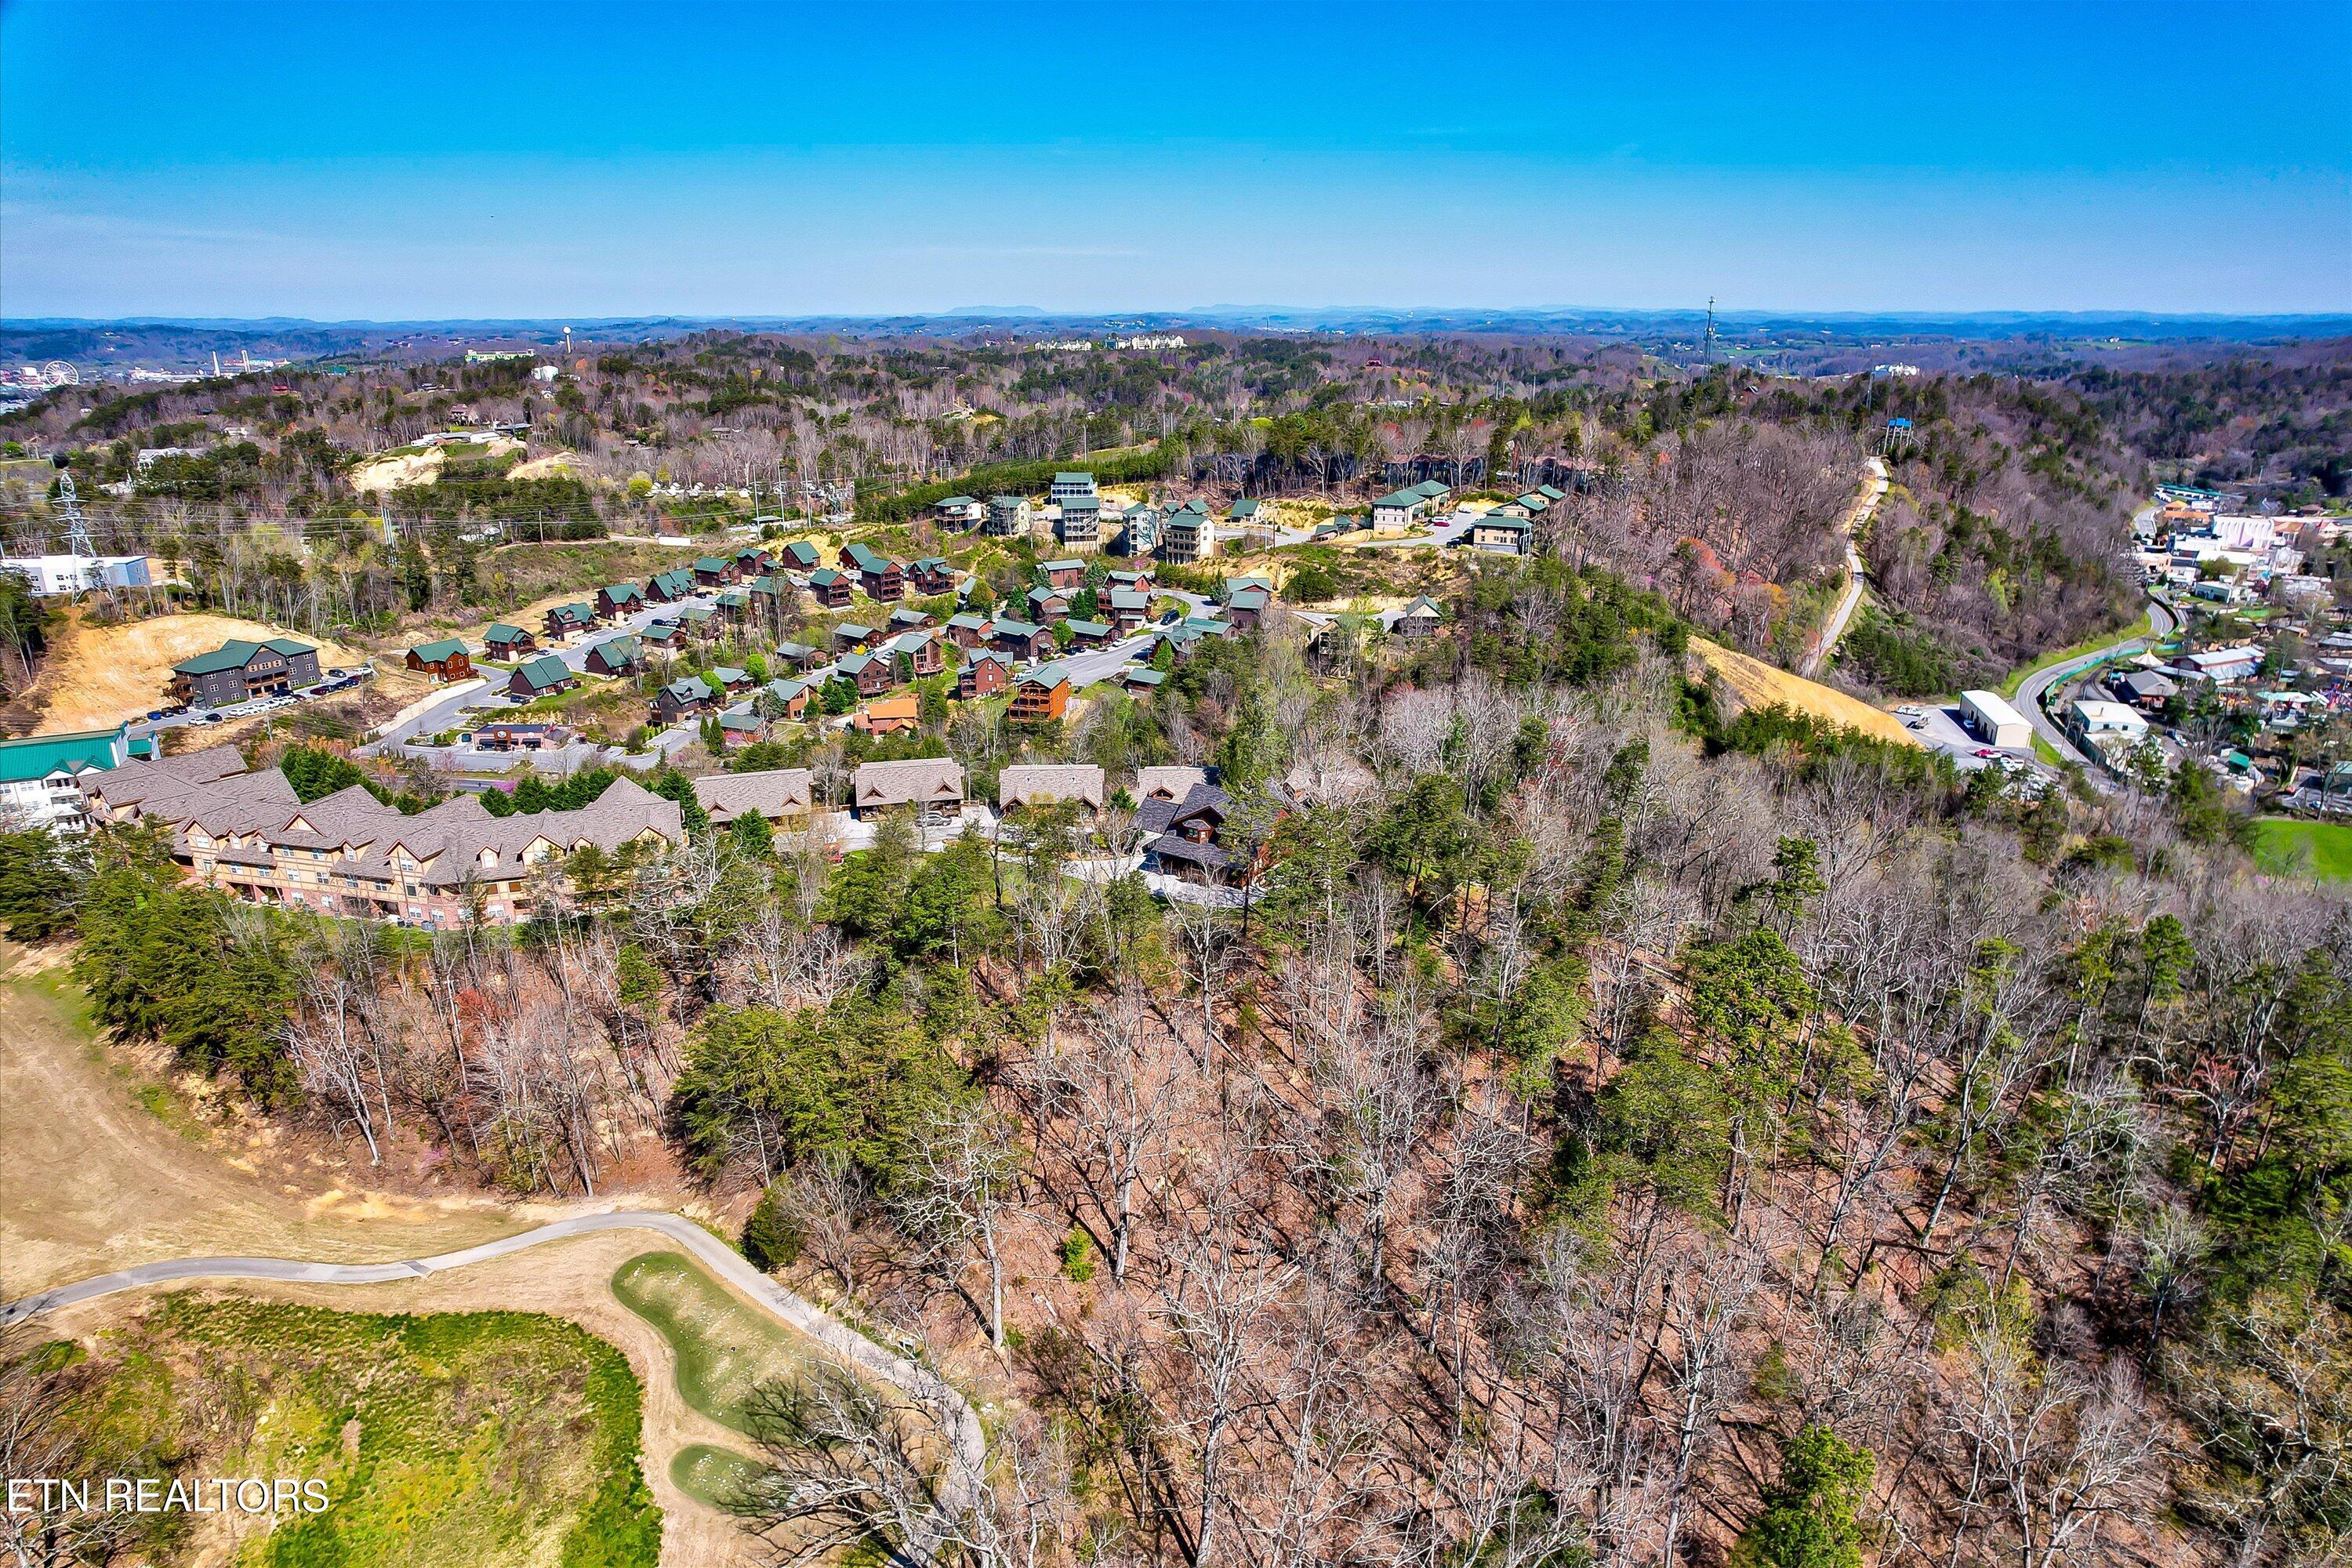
left=328, top=666, right=347, bottom=677
left=201, top=712, right=224, bottom=723
left=1973, top=747, right=2001, bottom=760
left=146, top=709, right=165, bottom=720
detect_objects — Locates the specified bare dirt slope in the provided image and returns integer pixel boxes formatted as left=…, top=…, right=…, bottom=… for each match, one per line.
left=348, top=434, right=524, bottom=493
left=8, top=608, right=369, bottom=734
left=1691, top=635, right=1918, bottom=748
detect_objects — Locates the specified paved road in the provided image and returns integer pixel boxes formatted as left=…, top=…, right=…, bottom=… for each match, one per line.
left=0, top=1209, right=986, bottom=1553
left=367, top=592, right=726, bottom=750
left=2014, top=592, right=2181, bottom=771
left=1801, top=457, right=1891, bottom=678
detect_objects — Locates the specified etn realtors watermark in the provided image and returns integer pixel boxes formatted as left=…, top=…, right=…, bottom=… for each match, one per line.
left=5, top=1475, right=332, bottom=1515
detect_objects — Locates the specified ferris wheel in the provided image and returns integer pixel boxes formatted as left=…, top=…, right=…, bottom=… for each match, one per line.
left=40, top=361, right=78, bottom=387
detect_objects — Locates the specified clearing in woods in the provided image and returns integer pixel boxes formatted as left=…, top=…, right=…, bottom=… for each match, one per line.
left=2252, top=816, right=2352, bottom=880
left=5, top=607, right=370, bottom=734
left=0, top=961, right=528, bottom=1297
left=31, top=1294, right=661, bottom=1568
left=1690, top=636, right=1918, bottom=748
left=1, top=958, right=779, bottom=1565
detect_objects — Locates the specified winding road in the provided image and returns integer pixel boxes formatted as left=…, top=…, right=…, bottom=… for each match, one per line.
left=2013, top=593, right=2183, bottom=771
left=1800, top=456, right=1891, bottom=678
left=1, top=1209, right=987, bottom=1554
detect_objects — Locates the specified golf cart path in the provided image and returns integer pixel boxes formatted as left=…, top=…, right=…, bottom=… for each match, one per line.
left=1, top=1209, right=986, bottom=1543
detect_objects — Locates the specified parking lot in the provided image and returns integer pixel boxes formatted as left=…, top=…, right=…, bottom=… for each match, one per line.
left=1896, top=702, right=2053, bottom=794
left=127, top=662, right=376, bottom=741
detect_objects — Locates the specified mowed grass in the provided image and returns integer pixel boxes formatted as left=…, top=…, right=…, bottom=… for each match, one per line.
left=2252, top=818, right=2352, bottom=880
left=59, top=1296, right=660, bottom=1567
left=1995, top=609, right=2156, bottom=698
left=671, top=1443, right=768, bottom=1508
left=610, top=1250, right=810, bottom=1434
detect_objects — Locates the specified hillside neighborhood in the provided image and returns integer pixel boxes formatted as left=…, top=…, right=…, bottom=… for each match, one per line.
left=2, top=314, right=2349, bottom=1568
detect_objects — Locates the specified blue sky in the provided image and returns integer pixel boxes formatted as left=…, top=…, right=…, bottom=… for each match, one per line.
left=4, top=0, right=2347, bottom=318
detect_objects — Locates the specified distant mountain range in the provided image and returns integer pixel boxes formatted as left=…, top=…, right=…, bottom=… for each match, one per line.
left=5, top=307, right=2347, bottom=375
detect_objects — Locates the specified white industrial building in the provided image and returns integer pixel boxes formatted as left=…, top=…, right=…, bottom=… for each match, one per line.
left=0, top=554, right=153, bottom=596
left=2067, top=698, right=2149, bottom=742
left=1958, top=689, right=2033, bottom=750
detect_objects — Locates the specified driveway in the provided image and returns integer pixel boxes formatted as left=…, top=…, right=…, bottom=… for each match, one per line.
left=1800, top=457, right=1890, bottom=678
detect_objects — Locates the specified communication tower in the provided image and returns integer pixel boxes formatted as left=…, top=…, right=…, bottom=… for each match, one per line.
left=51, top=456, right=112, bottom=601
left=1702, top=297, right=1718, bottom=364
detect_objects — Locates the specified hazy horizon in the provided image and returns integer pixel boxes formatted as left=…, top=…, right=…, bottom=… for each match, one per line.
left=5, top=0, right=2347, bottom=320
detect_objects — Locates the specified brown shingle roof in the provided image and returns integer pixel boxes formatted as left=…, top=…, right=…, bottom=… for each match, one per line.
left=692, top=768, right=814, bottom=823
left=997, top=763, right=1105, bottom=811
left=853, top=757, right=967, bottom=810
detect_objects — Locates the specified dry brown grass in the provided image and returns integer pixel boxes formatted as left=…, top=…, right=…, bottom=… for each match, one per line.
left=9, top=608, right=369, bottom=735
left=0, top=957, right=538, bottom=1297
left=1690, top=636, right=1918, bottom=747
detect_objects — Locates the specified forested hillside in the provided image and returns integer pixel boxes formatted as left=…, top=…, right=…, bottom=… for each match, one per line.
left=4, top=330, right=2195, bottom=689
left=4, top=554, right=2344, bottom=1568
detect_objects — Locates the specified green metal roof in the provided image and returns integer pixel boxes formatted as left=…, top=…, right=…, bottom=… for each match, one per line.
left=175, top=637, right=310, bottom=676
left=592, top=634, right=640, bottom=662
left=511, top=654, right=572, bottom=690
left=485, top=622, right=529, bottom=641
left=0, top=724, right=125, bottom=784
left=409, top=638, right=467, bottom=662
